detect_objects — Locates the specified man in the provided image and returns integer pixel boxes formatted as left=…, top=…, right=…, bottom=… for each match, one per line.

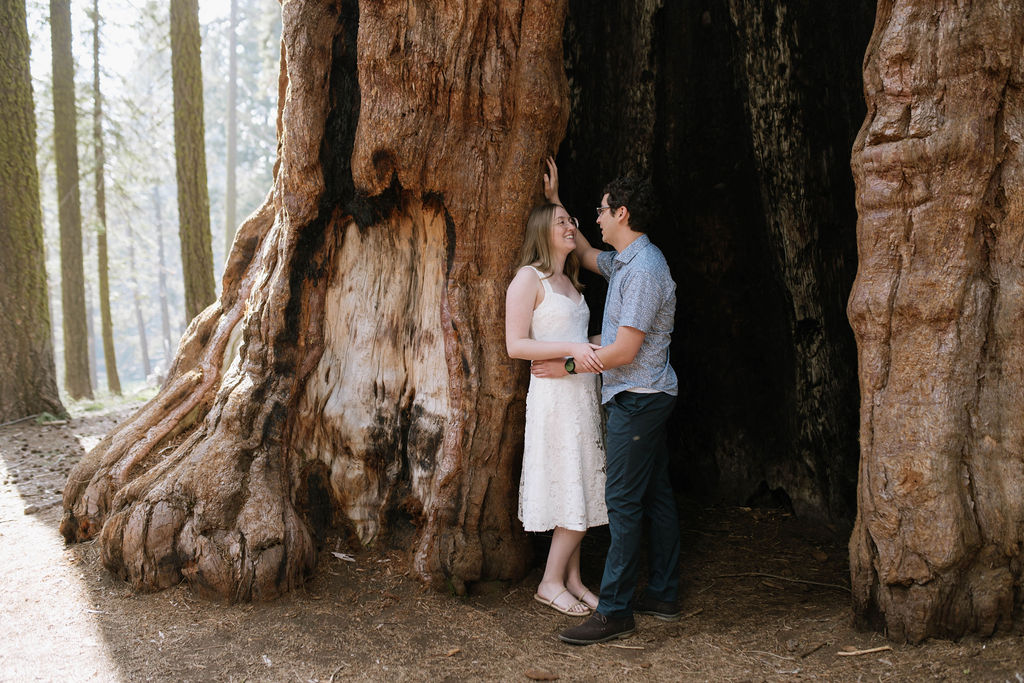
left=532, top=163, right=681, bottom=645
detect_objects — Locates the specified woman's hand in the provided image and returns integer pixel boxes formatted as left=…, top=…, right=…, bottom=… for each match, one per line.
left=530, top=358, right=566, bottom=378
left=569, top=342, right=603, bottom=373
left=544, top=156, right=561, bottom=205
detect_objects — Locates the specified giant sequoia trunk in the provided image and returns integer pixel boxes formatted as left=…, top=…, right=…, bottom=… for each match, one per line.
left=62, top=0, right=566, bottom=598
left=0, top=0, right=65, bottom=423
left=63, top=0, right=1021, bottom=643
left=848, top=1, right=1024, bottom=642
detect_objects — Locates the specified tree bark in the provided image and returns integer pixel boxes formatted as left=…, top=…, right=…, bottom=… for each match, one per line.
left=224, top=0, right=238, bottom=260
left=93, top=0, right=121, bottom=395
left=0, top=0, right=66, bottom=423
left=726, top=0, right=867, bottom=519
left=85, top=231, right=98, bottom=389
left=849, top=0, right=1024, bottom=642
left=51, top=0, right=93, bottom=400
left=171, top=0, right=216, bottom=324
left=154, top=184, right=175, bottom=367
left=559, top=1, right=870, bottom=520
left=62, top=0, right=567, bottom=599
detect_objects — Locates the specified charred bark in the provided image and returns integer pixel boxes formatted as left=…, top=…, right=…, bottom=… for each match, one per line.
left=559, top=1, right=871, bottom=520
left=62, top=0, right=567, bottom=598
left=849, top=0, right=1024, bottom=642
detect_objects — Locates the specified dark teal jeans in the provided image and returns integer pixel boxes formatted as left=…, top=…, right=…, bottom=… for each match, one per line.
left=596, top=391, right=680, bottom=618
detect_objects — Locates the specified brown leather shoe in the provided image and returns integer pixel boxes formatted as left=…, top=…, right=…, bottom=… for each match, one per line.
left=558, top=612, right=636, bottom=645
left=634, top=594, right=682, bottom=622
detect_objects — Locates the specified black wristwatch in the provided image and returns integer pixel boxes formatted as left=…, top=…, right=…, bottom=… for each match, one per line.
left=564, top=358, right=577, bottom=375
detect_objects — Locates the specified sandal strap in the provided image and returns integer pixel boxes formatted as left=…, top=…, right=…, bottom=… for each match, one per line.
left=552, top=589, right=589, bottom=613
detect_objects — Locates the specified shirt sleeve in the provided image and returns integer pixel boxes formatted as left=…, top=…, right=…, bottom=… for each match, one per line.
left=596, top=250, right=616, bottom=281
left=616, top=268, right=662, bottom=333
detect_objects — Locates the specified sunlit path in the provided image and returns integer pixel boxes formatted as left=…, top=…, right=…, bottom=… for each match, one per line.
left=0, top=457, right=122, bottom=683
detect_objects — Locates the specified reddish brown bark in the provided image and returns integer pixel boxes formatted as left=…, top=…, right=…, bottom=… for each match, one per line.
left=62, top=0, right=567, bottom=599
left=848, top=0, right=1024, bottom=642
left=0, top=0, right=65, bottom=423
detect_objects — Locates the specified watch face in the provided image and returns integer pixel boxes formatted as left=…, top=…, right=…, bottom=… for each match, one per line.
left=565, top=358, right=575, bottom=374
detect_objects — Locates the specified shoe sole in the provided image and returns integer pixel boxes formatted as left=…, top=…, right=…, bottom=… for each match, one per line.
left=635, top=609, right=681, bottom=622
left=558, top=627, right=636, bottom=646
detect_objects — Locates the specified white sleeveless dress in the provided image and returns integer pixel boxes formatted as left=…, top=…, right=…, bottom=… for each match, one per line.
left=518, top=266, right=608, bottom=532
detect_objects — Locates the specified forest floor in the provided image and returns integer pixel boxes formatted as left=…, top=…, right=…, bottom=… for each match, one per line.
left=1, top=399, right=1022, bottom=682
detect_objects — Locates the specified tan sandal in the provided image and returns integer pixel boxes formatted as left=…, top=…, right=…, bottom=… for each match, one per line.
left=534, top=589, right=592, bottom=617
left=573, top=589, right=599, bottom=610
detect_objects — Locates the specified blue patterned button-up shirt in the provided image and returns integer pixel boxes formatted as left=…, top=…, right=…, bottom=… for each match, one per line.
left=596, top=234, right=678, bottom=404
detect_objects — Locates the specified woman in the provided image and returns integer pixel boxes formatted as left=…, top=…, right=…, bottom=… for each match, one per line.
left=505, top=171, right=608, bottom=617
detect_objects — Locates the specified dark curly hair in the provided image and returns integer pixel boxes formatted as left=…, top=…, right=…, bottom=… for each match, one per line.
left=603, top=175, right=657, bottom=235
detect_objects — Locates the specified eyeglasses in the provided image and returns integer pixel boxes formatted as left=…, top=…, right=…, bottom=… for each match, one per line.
left=596, top=205, right=613, bottom=218
left=554, top=216, right=579, bottom=229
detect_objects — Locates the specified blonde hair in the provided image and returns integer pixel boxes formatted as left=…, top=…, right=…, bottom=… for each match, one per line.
left=516, top=203, right=583, bottom=291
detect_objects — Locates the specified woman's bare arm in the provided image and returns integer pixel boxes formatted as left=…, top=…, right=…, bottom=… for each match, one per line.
left=505, top=267, right=603, bottom=370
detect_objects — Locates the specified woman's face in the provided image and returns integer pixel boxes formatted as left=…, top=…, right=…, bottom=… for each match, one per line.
left=549, top=206, right=578, bottom=255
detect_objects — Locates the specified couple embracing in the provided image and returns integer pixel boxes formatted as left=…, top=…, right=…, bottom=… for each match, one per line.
left=505, top=159, right=680, bottom=645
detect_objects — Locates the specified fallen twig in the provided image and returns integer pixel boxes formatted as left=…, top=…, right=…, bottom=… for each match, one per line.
left=720, top=572, right=850, bottom=593
left=681, top=607, right=704, bottom=619
left=327, top=663, right=346, bottom=682
left=602, top=643, right=643, bottom=650
left=745, top=650, right=796, bottom=662
left=836, top=645, right=892, bottom=657
left=0, top=413, right=41, bottom=428
left=799, top=641, right=828, bottom=658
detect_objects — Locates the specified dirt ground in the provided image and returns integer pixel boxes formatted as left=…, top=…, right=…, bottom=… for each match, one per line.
left=1, top=401, right=1022, bottom=682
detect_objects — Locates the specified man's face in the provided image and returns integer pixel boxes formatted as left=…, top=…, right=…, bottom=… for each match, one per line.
left=596, top=193, right=615, bottom=244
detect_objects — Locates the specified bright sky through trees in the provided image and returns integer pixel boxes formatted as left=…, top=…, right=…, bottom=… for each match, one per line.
left=23, top=0, right=280, bottom=392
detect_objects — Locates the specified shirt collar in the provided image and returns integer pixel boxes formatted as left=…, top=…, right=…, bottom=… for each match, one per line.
left=614, top=233, right=650, bottom=264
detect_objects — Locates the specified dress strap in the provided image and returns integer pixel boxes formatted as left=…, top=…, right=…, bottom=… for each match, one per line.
left=524, top=265, right=553, bottom=293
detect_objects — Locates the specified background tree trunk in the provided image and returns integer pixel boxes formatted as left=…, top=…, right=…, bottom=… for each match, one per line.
left=224, top=0, right=238, bottom=260
left=848, top=0, right=1024, bottom=643
left=127, top=220, right=151, bottom=379
left=0, top=0, right=66, bottom=423
left=154, top=184, right=175, bottom=367
left=171, top=0, right=216, bottom=324
left=62, top=0, right=566, bottom=598
left=93, top=0, right=121, bottom=395
left=85, top=233, right=98, bottom=389
left=51, top=0, right=93, bottom=400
